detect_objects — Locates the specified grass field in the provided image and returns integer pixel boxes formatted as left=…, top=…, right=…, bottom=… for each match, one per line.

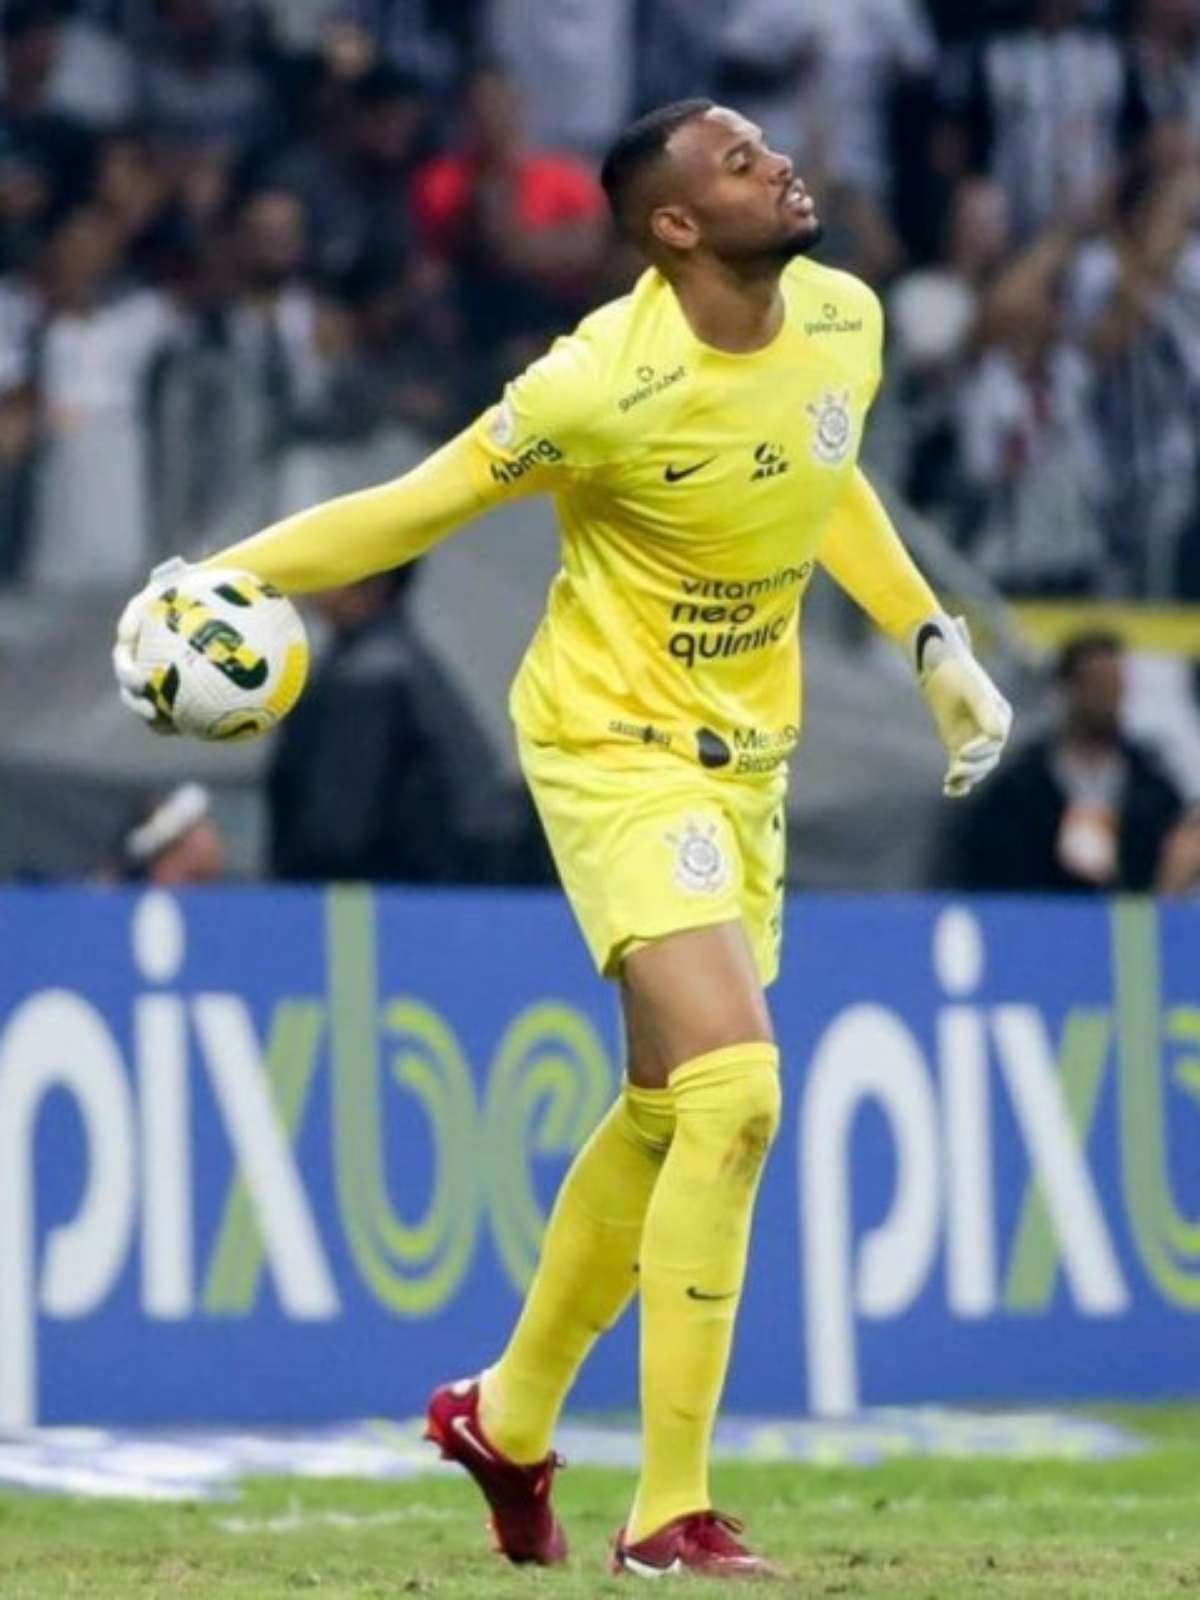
left=1, top=1409, right=1198, bottom=1598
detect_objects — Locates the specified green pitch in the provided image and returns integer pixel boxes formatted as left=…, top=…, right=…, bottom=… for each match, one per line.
left=1, top=1408, right=1198, bottom=1599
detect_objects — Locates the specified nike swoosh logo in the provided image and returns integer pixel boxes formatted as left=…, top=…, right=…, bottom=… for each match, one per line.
left=664, top=457, right=716, bottom=483
left=915, top=620, right=945, bottom=675
left=450, top=1414, right=497, bottom=1462
left=622, top=1553, right=685, bottom=1577
left=687, top=1286, right=738, bottom=1301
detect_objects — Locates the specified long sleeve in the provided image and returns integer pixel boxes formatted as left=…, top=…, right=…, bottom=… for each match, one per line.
left=817, top=467, right=938, bottom=642
left=201, top=426, right=507, bottom=594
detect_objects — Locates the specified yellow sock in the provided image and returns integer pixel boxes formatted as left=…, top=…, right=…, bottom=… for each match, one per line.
left=479, top=1083, right=674, bottom=1463
left=627, top=1043, right=781, bottom=1542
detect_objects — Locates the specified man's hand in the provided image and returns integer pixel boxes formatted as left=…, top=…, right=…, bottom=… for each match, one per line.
left=911, top=613, right=1013, bottom=798
left=112, top=556, right=190, bottom=732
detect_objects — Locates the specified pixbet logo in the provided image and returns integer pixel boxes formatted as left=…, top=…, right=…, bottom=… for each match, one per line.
left=0, top=890, right=613, bottom=1427
left=799, top=903, right=1200, bottom=1415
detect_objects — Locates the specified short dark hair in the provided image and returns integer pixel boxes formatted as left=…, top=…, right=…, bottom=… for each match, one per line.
left=600, top=98, right=714, bottom=239
left=1056, top=629, right=1123, bottom=684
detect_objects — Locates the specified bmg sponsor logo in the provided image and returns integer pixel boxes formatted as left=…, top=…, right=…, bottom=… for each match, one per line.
left=489, top=436, right=565, bottom=485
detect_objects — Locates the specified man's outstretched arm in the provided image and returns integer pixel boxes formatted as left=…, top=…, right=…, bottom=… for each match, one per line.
left=201, top=426, right=507, bottom=593
left=818, top=468, right=1013, bottom=797
left=112, top=425, right=526, bottom=724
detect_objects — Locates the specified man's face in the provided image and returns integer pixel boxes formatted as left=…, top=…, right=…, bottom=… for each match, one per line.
left=1066, top=649, right=1124, bottom=742
left=239, top=192, right=306, bottom=286
left=151, top=819, right=226, bottom=885
left=651, top=107, right=821, bottom=267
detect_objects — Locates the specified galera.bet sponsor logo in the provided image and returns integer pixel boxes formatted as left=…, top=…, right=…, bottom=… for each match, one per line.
left=617, top=363, right=686, bottom=414
left=804, top=301, right=864, bottom=337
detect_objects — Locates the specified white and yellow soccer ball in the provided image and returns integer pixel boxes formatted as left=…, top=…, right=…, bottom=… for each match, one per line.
left=130, top=566, right=309, bottom=741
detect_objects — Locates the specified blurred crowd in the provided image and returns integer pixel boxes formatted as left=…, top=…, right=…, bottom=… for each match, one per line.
left=1, top=0, right=1200, bottom=598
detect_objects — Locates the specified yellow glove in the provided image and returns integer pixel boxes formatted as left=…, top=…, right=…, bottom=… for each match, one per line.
left=911, top=613, right=1013, bottom=798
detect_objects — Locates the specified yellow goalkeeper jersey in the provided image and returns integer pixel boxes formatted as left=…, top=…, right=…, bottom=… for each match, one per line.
left=467, top=259, right=887, bottom=775
left=213, top=258, right=938, bottom=779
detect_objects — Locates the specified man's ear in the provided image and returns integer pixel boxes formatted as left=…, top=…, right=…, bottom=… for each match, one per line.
left=650, top=204, right=699, bottom=254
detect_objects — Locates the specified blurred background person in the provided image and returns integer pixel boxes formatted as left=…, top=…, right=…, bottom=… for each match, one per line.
left=482, top=0, right=635, bottom=160
left=0, top=0, right=97, bottom=251
left=1063, top=147, right=1200, bottom=595
left=716, top=0, right=938, bottom=279
left=268, top=568, right=549, bottom=885
left=139, top=0, right=276, bottom=158
left=206, top=183, right=373, bottom=521
left=1127, top=0, right=1200, bottom=140
left=13, top=202, right=187, bottom=586
left=99, top=779, right=227, bottom=882
left=1157, top=800, right=1200, bottom=891
left=938, top=0, right=1142, bottom=243
left=411, top=60, right=606, bottom=402
left=265, top=61, right=431, bottom=287
left=951, top=631, right=1186, bottom=891
left=954, top=214, right=1108, bottom=594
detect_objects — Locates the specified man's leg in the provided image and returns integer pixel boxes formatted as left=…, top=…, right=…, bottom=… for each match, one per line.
left=618, top=920, right=780, bottom=1546
left=427, top=1011, right=673, bottom=1565
left=478, top=1061, right=674, bottom=1462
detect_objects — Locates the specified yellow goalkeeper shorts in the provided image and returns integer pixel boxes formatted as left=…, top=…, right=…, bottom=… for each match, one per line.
left=518, top=733, right=788, bottom=986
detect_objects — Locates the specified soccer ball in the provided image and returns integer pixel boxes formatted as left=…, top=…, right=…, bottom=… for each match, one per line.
left=132, top=567, right=309, bottom=741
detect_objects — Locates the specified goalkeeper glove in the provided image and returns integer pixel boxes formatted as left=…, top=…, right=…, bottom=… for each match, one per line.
left=111, top=556, right=191, bottom=732
left=910, top=612, right=1013, bottom=798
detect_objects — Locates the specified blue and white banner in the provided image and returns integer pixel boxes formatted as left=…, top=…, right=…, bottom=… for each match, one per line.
left=0, top=887, right=1196, bottom=1427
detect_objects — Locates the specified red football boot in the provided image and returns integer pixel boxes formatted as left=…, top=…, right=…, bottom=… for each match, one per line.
left=611, top=1511, right=775, bottom=1579
left=424, top=1376, right=567, bottom=1566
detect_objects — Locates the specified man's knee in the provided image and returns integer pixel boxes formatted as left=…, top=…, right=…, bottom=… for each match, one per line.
left=670, top=1044, right=781, bottom=1183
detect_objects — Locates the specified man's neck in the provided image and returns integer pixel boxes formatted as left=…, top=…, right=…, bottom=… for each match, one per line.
left=668, top=258, right=787, bottom=355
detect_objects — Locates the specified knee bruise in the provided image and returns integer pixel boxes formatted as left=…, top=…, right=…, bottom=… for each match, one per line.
left=672, top=1045, right=781, bottom=1181
left=723, top=1062, right=781, bottom=1180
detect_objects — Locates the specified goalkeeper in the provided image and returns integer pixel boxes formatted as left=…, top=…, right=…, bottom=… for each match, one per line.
left=114, top=100, right=1011, bottom=1579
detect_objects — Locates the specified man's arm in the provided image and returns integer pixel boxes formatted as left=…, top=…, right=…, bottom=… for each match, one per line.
left=817, top=467, right=938, bottom=641
left=819, top=467, right=1013, bottom=797
left=112, top=423, right=536, bottom=723
left=198, top=426, right=507, bottom=594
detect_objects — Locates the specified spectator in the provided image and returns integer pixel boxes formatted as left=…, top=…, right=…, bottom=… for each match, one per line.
left=412, top=62, right=606, bottom=396
left=377, top=0, right=479, bottom=94
left=1158, top=802, right=1200, bottom=891
left=888, top=178, right=1013, bottom=511
left=17, top=203, right=186, bottom=586
left=140, top=0, right=275, bottom=156
left=1128, top=0, right=1200, bottom=140
left=718, top=0, right=937, bottom=203
left=93, top=127, right=176, bottom=273
left=0, top=0, right=96, bottom=251
left=268, top=568, right=547, bottom=884
left=1064, top=150, right=1200, bottom=593
left=266, top=62, right=429, bottom=282
left=952, top=631, right=1185, bottom=891
left=6, top=0, right=139, bottom=130
left=483, top=0, right=636, bottom=158
left=106, top=780, right=227, bottom=882
left=212, top=185, right=373, bottom=515
left=956, top=233, right=1107, bottom=594
left=634, top=0, right=730, bottom=115
left=941, top=0, right=1142, bottom=241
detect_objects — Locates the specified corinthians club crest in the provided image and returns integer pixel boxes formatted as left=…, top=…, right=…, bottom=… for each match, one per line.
left=807, top=389, right=854, bottom=467
left=666, top=816, right=732, bottom=896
